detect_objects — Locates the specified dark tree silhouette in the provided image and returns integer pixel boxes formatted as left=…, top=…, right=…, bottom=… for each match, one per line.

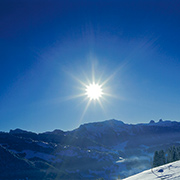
left=153, top=150, right=166, bottom=167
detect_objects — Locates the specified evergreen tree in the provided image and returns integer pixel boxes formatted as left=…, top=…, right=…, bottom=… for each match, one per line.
left=167, top=146, right=179, bottom=163
left=172, top=146, right=179, bottom=161
left=159, top=150, right=166, bottom=165
left=153, top=145, right=180, bottom=168
left=152, top=146, right=180, bottom=167
left=153, top=150, right=166, bottom=167
left=176, top=146, right=180, bottom=160
left=153, top=150, right=159, bottom=167
left=167, top=147, right=173, bottom=163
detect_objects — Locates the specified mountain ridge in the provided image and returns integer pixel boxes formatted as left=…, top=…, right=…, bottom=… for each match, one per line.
left=9, top=118, right=179, bottom=135
left=1, top=118, right=180, bottom=179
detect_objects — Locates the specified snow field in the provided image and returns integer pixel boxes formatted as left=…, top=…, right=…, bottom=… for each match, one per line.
left=123, top=160, right=180, bottom=180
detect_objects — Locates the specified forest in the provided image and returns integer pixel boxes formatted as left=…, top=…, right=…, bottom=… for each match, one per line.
left=153, top=146, right=180, bottom=167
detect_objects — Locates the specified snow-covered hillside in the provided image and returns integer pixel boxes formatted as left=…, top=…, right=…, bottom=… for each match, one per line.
left=123, top=160, right=180, bottom=180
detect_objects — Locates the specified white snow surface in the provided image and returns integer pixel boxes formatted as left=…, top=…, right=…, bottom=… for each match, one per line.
left=36, top=141, right=52, bottom=148
left=23, top=150, right=62, bottom=162
left=10, top=149, right=61, bottom=163
left=123, top=160, right=180, bottom=180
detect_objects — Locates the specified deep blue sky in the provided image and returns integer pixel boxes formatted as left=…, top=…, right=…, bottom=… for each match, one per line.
left=0, top=0, right=180, bottom=132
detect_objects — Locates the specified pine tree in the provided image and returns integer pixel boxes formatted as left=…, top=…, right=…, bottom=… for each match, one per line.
left=153, top=150, right=159, bottom=167
left=167, top=147, right=173, bottom=163
left=153, top=150, right=166, bottom=167
left=176, top=146, right=180, bottom=160
left=159, top=150, right=166, bottom=165
left=167, top=146, right=179, bottom=163
left=172, top=146, right=179, bottom=161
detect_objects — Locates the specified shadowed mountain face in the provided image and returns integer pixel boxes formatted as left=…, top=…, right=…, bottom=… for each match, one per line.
left=1, top=119, right=180, bottom=179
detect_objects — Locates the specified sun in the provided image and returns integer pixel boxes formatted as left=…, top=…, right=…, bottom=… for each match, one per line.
left=67, top=64, right=120, bottom=123
left=85, top=83, right=103, bottom=100
left=68, top=62, right=118, bottom=121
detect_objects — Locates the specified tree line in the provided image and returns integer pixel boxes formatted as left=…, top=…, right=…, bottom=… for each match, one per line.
left=153, top=146, right=180, bottom=167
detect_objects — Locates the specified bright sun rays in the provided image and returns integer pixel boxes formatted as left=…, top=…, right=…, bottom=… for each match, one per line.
left=65, top=61, right=124, bottom=123
left=69, top=65, right=114, bottom=122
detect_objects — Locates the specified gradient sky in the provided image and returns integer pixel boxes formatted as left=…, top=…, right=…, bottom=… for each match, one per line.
left=0, top=0, right=180, bottom=132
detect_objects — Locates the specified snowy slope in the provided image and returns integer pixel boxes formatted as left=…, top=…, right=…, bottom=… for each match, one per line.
left=123, top=160, right=180, bottom=180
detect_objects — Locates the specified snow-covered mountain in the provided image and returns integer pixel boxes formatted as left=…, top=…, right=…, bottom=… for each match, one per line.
left=123, top=160, right=180, bottom=180
left=1, top=119, right=180, bottom=179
